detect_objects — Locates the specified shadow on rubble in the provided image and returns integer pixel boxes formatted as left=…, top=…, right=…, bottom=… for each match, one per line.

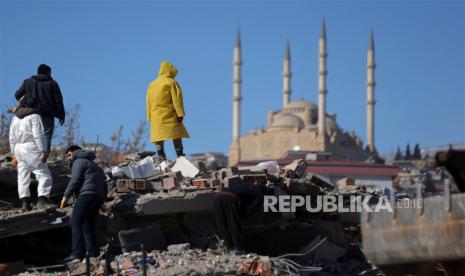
left=0, top=227, right=71, bottom=266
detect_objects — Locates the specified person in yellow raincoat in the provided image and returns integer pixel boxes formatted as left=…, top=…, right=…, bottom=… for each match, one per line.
left=146, top=61, right=189, bottom=160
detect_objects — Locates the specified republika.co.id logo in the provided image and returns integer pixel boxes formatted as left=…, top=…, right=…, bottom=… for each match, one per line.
left=263, top=195, right=423, bottom=213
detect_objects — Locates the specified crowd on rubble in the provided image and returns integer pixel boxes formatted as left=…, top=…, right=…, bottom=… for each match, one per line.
left=2, top=61, right=195, bottom=269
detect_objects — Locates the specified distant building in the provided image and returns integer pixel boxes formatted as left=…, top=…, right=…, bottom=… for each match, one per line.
left=82, top=143, right=118, bottom=165
left=420, top=143, right=465, bottom=159
left=188, top=152, right=228, bottom=170
left=237, top=156, right=398, bottom=191
left=229, top=21, right=379, bottom=166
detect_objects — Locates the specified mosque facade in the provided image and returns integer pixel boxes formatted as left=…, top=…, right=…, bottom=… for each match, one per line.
left=229, top=21, right=379, bottom=165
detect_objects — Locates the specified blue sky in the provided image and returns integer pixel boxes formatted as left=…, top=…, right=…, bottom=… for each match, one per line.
left=1, top=0, right=464, bottom=157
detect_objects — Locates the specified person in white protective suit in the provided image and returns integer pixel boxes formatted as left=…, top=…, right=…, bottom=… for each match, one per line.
left=9, top=97, right=56, bottom=211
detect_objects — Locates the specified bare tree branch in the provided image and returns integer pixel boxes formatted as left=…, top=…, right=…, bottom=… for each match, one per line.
left=125, top=120, right=147, bottom=154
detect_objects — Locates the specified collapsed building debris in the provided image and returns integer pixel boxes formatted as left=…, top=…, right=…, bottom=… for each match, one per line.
left=0, top=152, right=383, bottom=275
left=361, top=149, right=465, bottom=275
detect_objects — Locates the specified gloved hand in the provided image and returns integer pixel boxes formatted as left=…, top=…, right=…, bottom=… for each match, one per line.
left=177, top=116, right=184, bottom=123
left=59, top=116, right=65, bottom=126
left=100, top=205, right=108, bottom=214
left=39, top=152, right=48, bottom=163
left=60, top=197, right=68, bottom=209
left=11, top=155, right=18, bottom=167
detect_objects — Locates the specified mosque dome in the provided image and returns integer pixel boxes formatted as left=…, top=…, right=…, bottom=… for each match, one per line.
left=268, top=113, right=305, bottom=131
left=284, top=99, right=317, bottom=110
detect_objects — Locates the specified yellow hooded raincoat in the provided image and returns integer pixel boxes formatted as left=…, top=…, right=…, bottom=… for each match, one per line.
left=146, top=61, right=190, bottom=142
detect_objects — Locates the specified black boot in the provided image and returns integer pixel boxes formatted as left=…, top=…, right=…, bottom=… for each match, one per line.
left=176, top=149, right=185, bottom=158
left=36, top=196, right=57, bottom=210
left=157, top=150, right=166, bottom=161
left=21, top=197, right=31, bottom=211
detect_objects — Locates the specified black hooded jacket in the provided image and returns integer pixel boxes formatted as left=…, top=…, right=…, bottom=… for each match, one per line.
left=228, top=182, right=265, bottom=218
left=13, top=107, right=39, bottom=119
left=15, top=74, right=65, bottom=120
left=64, top=150, right=107, bottom=201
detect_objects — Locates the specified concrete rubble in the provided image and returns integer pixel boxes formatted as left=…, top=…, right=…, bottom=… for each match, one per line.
left=0, top=152, right=382, bottom=275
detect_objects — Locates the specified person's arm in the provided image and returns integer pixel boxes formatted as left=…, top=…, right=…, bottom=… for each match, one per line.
left=64, top=159, right=86, bottom=198
left=170, top=81, right=186, bottom=119
left=31, top=115, right=47, bottom=153
left=52, top=81, right=65, bottom=125
left=9, top=118, right=18, bottom=155
left=243, top=186, right=264, bottom=217
left=146, top=88, right=151, bottom=122
left=103, top=175, right=108, bottom=199
left=15, top=81, right=26, bottom=101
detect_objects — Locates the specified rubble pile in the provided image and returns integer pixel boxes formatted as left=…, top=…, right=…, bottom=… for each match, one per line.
left=65, top=242, right=328, bottom=276
left=104, top=243, right=280, bottom=275
left=1, top=152, right=380, bottom=275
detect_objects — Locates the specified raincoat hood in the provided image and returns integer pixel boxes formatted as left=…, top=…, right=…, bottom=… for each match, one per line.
left=32, top=74, right=52, bottom=81
left=158, top=61, right=178, bottom=78
left=72, top=149, right=96, bottom=161
left=14, top=107, right=39, bottom=119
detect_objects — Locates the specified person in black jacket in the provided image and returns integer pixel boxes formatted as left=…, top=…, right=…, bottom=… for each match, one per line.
left=15, top=64, right=65, bottom=153
left=61, top=145, right=107, bottom=261
left=214, top=181, right=265, bottom=251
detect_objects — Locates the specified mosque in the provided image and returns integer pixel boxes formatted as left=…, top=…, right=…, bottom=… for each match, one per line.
left=228, top=20, right=380, bottom=166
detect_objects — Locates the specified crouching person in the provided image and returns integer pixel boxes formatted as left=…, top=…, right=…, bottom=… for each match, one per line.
left=214, top=182, right=265, bottom=252
left=9, top=97, right=54, bottom=211
left=61, top=145, right=107, bottom=262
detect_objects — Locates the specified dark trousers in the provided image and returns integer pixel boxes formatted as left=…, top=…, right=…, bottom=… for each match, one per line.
left=41, top=116, right=54, bottom=152
left=155, top=138, right=184, bottom=158
left=213, top=195, right=243, bottom=249
left=70, top=194, right=103, bottom=258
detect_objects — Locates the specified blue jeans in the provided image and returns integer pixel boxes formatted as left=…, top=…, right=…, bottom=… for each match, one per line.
left=41, top=116, right=54, bottom=152
left=70, top=194, right=103, bottom=258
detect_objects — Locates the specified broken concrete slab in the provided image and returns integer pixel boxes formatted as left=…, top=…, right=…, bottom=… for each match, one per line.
left=254, top=160, right=280, bottom=174
left=167, top=242, right=190, bottom=254
left=0, top=208, right=70, bottom=238
left=170, top=156, right=199, bottom=178
left=337, top=177, right=357, bottom=192
left=134, top=192, right=217, bottom=215
left=123, top=156, right=158, bottom=179
left=283, top=159, right=307, bottom=179
left=307, top=173, right=335, bottom=188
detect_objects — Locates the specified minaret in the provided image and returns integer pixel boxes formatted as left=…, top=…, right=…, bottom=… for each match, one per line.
left=283, top=40, right=292, bottom=107
left=230, top=28, right=242, bottom=165
left=366, top=30, right=376, bottom=152
left=317, top=19, right=328, bottom=137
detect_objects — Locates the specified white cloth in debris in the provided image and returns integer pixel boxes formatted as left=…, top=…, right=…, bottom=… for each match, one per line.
left=9, top=114, right=52, bottom=198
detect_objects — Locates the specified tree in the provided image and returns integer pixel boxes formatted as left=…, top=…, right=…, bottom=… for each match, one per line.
left=60, top=103, right=81, bottom=149
left=413, top=143, right=421, bottom=160
left=0, top=110, right=12, bottom=154
left=394, top=146, right=403, bottom=161
left=405, top=143, right=412, bottom=160
left=111, top=125, right=124, bottom=153
left=125, top=120, right=147, bottom=154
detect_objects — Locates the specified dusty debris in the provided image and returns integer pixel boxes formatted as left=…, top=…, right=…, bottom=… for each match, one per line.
left=0, top=153, right=381, bottom=275
left=283, top=159, right=307, bottom=179
left=337, top=177, right=357, bottom=192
